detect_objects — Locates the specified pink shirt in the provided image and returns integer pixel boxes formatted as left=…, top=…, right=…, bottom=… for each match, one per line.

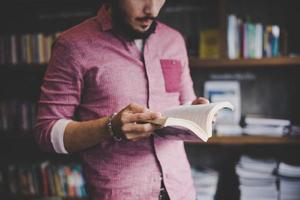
left=35, top=6, right=196, bottom=200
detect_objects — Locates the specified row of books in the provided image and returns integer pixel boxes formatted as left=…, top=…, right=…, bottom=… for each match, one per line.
left=236, top=155, right=300, bottom=200
left=242, top=115, right=291, bottom=136
left=215, top=115, right=293, bottom=137
left=0, top=33, right=59, bottom=65
left=0, top=100, right=36, bottom=132
left=227, top=14, right=280, bottom=59
left=5, top=162, right=87, bottom=198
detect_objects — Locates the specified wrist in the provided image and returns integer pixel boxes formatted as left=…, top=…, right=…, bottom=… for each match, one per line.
left=107, top=113, right=122, bottom=142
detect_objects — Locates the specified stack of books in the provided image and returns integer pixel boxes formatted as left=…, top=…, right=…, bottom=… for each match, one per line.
left=277, top=162, right=300, bottom=200
left=236, top=155, right=278, bottom=200
left=191, top=167, right=219, bottom=200
left=242, top=116, right=290, bottom=136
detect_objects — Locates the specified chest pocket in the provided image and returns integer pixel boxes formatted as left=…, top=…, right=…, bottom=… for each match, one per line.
left=160, top=59, right=182, bottom=93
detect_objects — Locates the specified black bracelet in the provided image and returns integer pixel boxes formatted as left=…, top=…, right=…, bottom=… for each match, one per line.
left=107, top=113, right=122, bottom=142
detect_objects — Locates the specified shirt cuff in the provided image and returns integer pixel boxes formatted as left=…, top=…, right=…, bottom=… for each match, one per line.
left=50, top=119, right=73, bottom=154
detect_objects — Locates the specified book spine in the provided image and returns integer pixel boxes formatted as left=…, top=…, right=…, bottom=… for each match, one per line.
left=16, top=35, right=23, bottom=64
left=21, top=34, right=27, bottom=64
left=255, top=23, right=263, bottom=59
left=243, top=23, right=248, bottom=58
left=10, top=35, right=18, bottom=64
left=38, top=33, right=45, bottom=64
left=271, top=25, right=280, bottom=57
left=40, top=162, right=50, bottom=196
left=7, top=165, right=18, bottom=195
left=227, top=14, right=236, bottom=59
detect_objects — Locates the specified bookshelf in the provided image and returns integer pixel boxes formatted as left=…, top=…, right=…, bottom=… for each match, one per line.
left=0, top=0, right=300, bottom=200
left=0, top=1, right=96, bottom=198
left=162, top=0, right=300, bottom=199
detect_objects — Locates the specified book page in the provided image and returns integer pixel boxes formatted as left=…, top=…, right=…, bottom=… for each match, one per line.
left=164, top=118, right=208, bottom=141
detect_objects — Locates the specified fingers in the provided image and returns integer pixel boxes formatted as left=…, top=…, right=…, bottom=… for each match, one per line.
left=192, top=97, right=210, bottom=105
left=127, top=103, right=148, bottom=113
left=122, top=123, right=157, bottom=133
left=112, top=103, right=162, bottom=142
left=121, top=112, right=161, bottom=124
left=126, top=132, right=153, bottom=141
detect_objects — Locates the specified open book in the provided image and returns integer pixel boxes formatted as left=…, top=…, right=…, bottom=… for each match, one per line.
left=147, top=101, right=233, bottom=142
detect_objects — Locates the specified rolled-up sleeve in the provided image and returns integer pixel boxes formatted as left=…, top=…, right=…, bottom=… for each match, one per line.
left=34, top=37, right=83, bottom=152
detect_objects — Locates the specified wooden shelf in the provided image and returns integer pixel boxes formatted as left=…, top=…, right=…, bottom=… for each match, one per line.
left=189, top=56, right=300, bottom=69
left=1, top=133, right=299, bottom=145
left=2, top=57, right=300, bottom=71
left=186, top=135, right=300, bottom=145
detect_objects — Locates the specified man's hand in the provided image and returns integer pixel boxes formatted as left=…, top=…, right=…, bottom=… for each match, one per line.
left=191, top=97, right=210, bottom=105
left=112, top=103, right=162, bottom=141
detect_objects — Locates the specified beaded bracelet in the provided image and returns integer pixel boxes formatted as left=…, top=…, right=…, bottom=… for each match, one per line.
left=107, top=112, right=122, bottom=142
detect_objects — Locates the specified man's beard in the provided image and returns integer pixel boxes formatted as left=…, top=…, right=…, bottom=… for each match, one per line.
left=110, top=2, right=157, bottom=41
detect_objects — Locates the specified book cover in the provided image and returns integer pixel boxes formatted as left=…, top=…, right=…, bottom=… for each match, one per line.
left=199, top=29, right=220, bottom=59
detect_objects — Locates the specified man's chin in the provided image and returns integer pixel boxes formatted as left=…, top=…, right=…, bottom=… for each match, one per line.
left=134, top=25, right=151, bottom=33
left=113, top=19, right=157, bottom=40
left=129, top=26, right=152, bottom=39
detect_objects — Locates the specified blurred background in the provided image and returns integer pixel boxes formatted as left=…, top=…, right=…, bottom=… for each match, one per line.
left=0, top=0, right=300, bottom=199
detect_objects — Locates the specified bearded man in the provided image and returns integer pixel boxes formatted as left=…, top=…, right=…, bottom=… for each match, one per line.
left=35, top=0, right=209, bottom=199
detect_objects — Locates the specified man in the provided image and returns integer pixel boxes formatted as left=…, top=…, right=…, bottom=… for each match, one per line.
left=35, top=0, right=209, bottom=199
